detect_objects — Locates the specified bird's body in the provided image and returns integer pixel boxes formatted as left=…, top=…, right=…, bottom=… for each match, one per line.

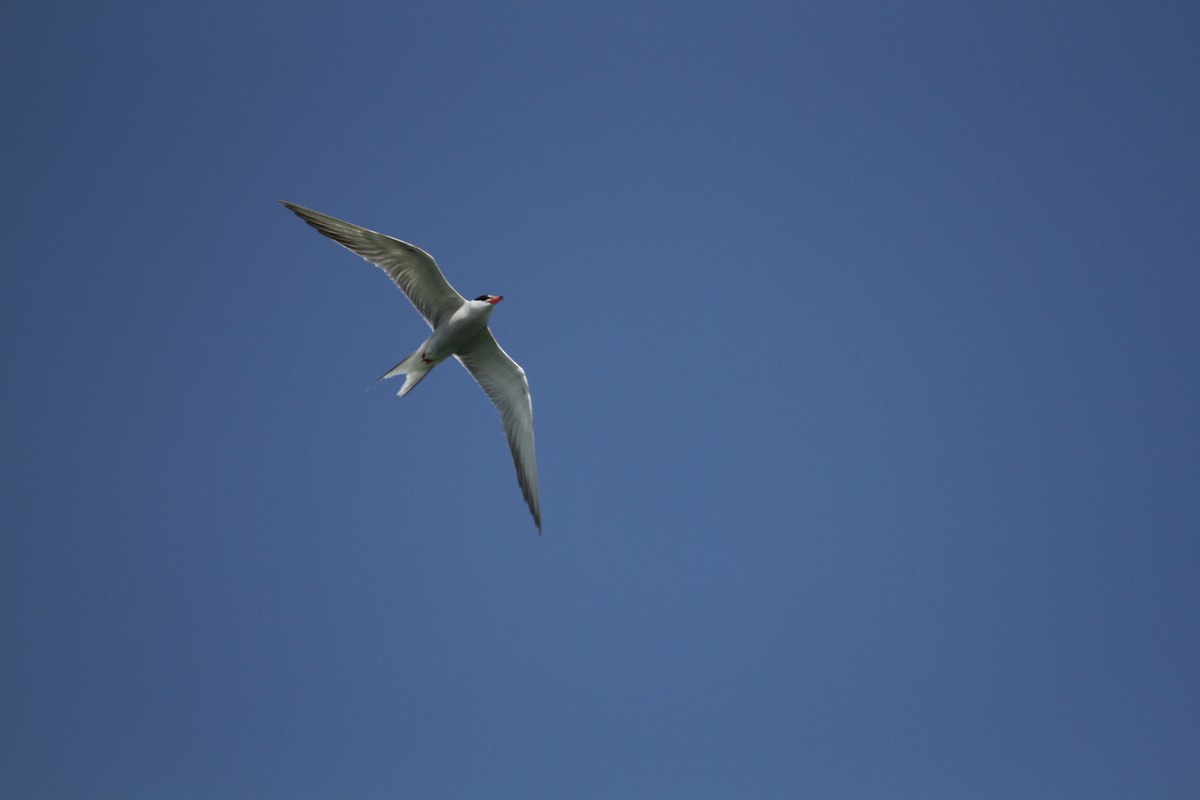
left=281, top=201, right=541, bottom=531
left=378, top=294, right=501, bottom=397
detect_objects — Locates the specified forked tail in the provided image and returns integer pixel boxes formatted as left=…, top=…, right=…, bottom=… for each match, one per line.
left=376, top=349, right=435, bottom=397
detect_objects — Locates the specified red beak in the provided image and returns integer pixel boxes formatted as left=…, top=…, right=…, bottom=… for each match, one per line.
left=488, top=295, right=504, bottom=304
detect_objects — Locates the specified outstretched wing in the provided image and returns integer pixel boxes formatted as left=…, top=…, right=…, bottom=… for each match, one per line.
left=457, top=330, right=541, bottom=531
left=281, top=201, right=464, bottom=329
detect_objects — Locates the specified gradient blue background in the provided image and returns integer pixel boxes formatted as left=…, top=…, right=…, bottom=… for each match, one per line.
left=4, top=2, right=1198, bottom=797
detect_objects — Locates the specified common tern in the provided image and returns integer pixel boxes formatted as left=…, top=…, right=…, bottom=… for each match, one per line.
left=281, top=201, right=541, bottom=532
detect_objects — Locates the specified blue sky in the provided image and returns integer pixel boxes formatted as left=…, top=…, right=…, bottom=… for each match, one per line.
left=3, top=2, right=1198, bottom=797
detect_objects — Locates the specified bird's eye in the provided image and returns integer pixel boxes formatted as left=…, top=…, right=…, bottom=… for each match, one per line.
left=474, top=295, right=491, bottom=301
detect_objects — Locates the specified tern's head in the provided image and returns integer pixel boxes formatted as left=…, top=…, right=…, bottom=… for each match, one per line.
left=474, top=294, right=504, bottom=305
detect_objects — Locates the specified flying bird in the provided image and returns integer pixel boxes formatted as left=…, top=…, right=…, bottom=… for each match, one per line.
left=281, top=201, right=541, bottom=532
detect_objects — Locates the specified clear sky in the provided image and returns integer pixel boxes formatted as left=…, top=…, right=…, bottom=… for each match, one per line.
left=3, top=2, right=1198, bottom=798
